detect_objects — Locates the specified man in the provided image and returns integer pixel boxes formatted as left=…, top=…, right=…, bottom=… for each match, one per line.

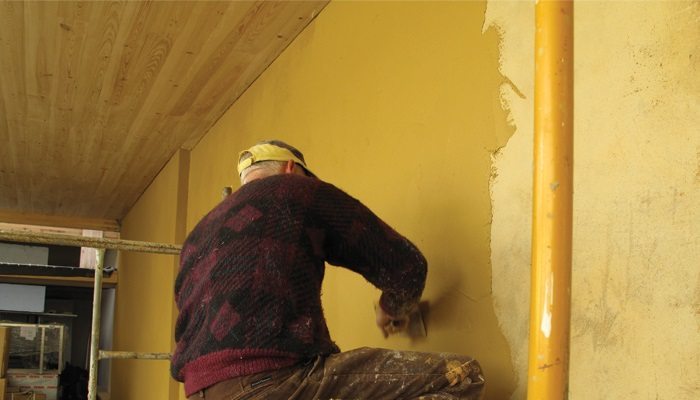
left=171, top=140, right=485, bottom=399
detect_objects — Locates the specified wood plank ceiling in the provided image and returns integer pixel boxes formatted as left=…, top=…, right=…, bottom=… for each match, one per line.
left=0, top=1, right=328, bottom=229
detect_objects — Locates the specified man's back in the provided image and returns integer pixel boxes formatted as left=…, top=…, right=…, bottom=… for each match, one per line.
left=172, top=174, right=426, bottom=395
left=172, top=174, right=337, bottom=394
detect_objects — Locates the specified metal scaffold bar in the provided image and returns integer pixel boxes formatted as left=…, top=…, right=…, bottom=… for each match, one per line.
left=88, top=248, right=105, bottom=400
left=0, top=229, right=181, bottom=254
left=1, top=227, right=181, bottom=400
left=99, top=351, right=171, bottom=360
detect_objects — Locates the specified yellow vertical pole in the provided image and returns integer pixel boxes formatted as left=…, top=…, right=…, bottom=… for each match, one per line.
left=527, top=1, right=574, bottom=399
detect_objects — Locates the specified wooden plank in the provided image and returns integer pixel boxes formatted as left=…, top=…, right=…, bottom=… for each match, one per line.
left=0, top=272, right=118, bottom=288
left=0, top=209, right=120, bottom=231
left=0, top=228, right=181, bottom=254
left=0, top=1, right=329, bottom=220
left=180, top=1, right=328, bottom=149
left=0, top=2, right=26, bottom=211
left=99, top=351, right=170, bottom=360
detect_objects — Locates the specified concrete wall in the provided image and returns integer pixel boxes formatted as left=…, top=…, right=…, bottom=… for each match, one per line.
left=112, top=150, right=189, bottom=400
left=486, top=1, right=699, bottom=399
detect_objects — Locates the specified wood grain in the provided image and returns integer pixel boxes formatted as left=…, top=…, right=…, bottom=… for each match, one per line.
left=0, top=1, right=328, bottom=222
left=0, top=210, right=119, bottom=231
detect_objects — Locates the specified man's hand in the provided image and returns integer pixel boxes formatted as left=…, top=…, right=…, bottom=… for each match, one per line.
left=375, top=303, right=409, bottom=338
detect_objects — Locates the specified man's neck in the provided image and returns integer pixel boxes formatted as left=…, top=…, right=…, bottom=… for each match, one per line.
left=241, top=170, right=281, bottom=185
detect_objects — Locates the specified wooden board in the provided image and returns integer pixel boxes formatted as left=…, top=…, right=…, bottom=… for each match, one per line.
left=0, top=1, right=328, bottom=221
left=0, top=272, right=118, bottom=288
left=0, top=210, right=119, bottom=231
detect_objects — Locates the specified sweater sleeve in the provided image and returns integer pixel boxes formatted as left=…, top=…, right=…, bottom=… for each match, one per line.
left=312, top=181, right=427, bottom=317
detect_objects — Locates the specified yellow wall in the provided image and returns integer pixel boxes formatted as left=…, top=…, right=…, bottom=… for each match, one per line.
left=187, top=2, right=515, bottom=399
left=486, top=1, right=700, bottom=399
left=112, top=150, right=189, bottom=400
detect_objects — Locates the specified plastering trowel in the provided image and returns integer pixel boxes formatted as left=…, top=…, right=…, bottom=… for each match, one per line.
left=378, top=301, right=428, bottom=339
left=402, top=301, right=428, bottom=338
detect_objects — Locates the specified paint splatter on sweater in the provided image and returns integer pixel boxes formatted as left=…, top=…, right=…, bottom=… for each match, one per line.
left=170, top=174, right=427, bottom=396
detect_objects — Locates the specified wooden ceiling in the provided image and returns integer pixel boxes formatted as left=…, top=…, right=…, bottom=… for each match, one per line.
left=0, top=1, right=328, bottom=230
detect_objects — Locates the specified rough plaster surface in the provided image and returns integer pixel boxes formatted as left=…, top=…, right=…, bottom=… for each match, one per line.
left=486, top=1, right=699, bottom=399
left=483, top=2, right=534, bottom=399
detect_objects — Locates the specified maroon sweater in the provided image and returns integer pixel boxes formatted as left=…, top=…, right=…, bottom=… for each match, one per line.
left=171, top=174, right=427, bottom=395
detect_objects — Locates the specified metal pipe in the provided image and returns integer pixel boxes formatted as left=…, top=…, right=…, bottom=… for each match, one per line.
left=59, top=326, right=65, bottom=374
left=0, top=229, right=181, bottom=255
left=87, top=248, right=105, bottom=400
left=99, top=350, right=171, bottom=360
left=527, top=1, right=574, bottom=399
left=40, top=326, right=45, bottom=374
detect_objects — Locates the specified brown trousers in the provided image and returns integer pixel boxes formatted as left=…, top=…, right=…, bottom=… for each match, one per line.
left=188, top=347, right=485, bottom=400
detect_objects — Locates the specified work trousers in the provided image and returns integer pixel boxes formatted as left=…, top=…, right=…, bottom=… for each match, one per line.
left=187, top=347, right=485, bottom=400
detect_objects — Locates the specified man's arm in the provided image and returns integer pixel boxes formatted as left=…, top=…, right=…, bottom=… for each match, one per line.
left=311, top=181, right=427, bottom=320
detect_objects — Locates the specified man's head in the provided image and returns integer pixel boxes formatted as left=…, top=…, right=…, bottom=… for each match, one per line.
left=237, top=140, right=314, bottom=185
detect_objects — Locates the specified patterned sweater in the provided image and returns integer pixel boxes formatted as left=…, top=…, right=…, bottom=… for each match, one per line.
left=171, top=174, right=427, bottom=395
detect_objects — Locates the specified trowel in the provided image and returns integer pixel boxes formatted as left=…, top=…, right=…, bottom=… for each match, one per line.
left=379, top=301, right=428, bottom=339
left=401, top=300, right=428, bottom=338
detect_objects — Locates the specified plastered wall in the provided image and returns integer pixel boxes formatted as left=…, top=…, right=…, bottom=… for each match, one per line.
left=486, top=1, right=699, bottom=399
left=186, top=1, right=516, bottom=398
left=113, top=150, right=189, bottom=400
